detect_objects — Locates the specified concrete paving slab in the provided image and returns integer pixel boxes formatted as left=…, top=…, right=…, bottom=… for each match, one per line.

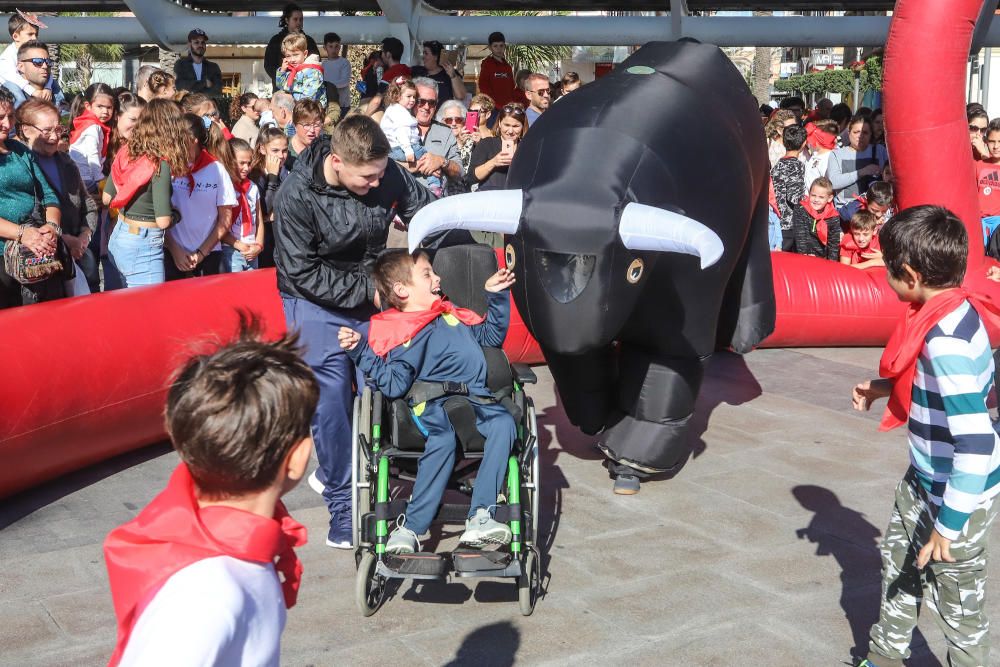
left=2, top=347, right=999, bottom=666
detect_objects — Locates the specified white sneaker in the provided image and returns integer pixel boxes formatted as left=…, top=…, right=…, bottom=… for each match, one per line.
left=308, top=469, right=325, bottom=496
left=459, top=507, right=512, bottom=547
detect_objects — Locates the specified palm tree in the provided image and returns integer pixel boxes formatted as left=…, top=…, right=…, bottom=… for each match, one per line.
left=56, top=12, right=123, bottom=91
left=751, top=10, right=773, bottom=105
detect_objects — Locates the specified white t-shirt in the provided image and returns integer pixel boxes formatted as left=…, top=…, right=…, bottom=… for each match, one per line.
left=230, top=181, right=261, bottom=242
left=69, top=124, right=105, bottom=189
left=803, top=150, right=832, bottom=193
left=380, top=103, right=419, bottom=155
left=322, top=58, right=352, bottom=105
left=119, top=556, right=285, bottom=667
left=170, top=161, right=238, bottom=253
left=193, top=62, right=204, bottom=81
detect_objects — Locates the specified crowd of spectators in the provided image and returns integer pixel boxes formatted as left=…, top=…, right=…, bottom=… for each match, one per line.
left=0, top=6, right=589, bottom=309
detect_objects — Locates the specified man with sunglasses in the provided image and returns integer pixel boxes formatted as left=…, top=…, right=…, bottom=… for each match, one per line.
left=524, top=72, right=551, bottom=127
left=2, top=40, right=62, bottom=110
left=174, top=29, right=224, bottom=100
left=0, top=13, right=61, bottom=109
left=407, top=77, right=463, bottom=196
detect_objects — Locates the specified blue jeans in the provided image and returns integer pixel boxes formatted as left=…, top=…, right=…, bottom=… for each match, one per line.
left=406, top=400, right=516, bottom=535
left=281, top=295, right=369, bottom=535
left=221, top=245, right=258, bottom=272
left=107, top=220, right=165, bottom=288
left=767, top=209, right=783, bottom=251
left=389, top=145, right=441, bottom=191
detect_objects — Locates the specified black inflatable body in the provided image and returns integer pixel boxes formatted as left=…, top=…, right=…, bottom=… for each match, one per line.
left=409, top=41, right=776, bottom=476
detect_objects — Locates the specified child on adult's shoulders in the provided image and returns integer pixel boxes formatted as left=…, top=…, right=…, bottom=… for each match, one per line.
left=277, top=33, right=327, bottom=107
left=337, top=249, right=517, bottom=554
left=792, top=176, right=841, bottom=261
left=103, top=320, right=317, bottom=666
left=840, top=210, right=884, bottom=269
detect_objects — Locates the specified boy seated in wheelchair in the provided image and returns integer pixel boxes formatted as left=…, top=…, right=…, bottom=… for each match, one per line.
left=338, top=248, right=518, bottom=555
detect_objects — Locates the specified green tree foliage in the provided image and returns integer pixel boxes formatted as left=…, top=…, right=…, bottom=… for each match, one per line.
left=774, top=59, right=882, bottom=97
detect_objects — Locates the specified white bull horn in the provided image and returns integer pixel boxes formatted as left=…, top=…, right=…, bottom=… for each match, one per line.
left=407, top=190, right=524, bottom=253
left=618, top=202, right=724, bottom=270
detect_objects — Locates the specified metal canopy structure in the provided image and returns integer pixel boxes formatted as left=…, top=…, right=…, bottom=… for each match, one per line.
left=0, top=0, right=995, bottom=50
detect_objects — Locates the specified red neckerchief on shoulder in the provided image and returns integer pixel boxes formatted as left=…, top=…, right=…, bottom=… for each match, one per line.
left=103, top=463, right=306, bottom=666
left=285, top=62, right=324, bottom=87
left=798, top=197, right=839, bottom=245
left=187, top=149, right=217, bottom=195
left=367, top=299, right=484, bottom=357
left=879, top=289, right=1000, bottom=430
left=233, top=178, right=254, bottom=237
left=70, top=109, right=111, bottom=158
left=110, top=146, right=159, bottom=210
left=840, top=230, right=881, bottom=264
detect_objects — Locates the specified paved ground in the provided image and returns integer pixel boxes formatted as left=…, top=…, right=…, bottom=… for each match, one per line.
left=1, top=346, right=994, bottom=666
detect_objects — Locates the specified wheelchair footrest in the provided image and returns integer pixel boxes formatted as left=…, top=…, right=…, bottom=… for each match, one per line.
left=452, top=549, right=513, bottom=574
left=382, top=552, right=449, bottom=578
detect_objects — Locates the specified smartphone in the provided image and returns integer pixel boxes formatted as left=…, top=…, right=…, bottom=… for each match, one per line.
left=502, top=139, right=514, bottom=153
left=465, top=110, right=479, bottom=133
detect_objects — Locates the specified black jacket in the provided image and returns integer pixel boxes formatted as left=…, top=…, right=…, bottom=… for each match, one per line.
left=264, top=31, right=320, bottom=86
left=792, top=203, right=842, bottom=261
left=273, top=140, right=434, bottom=311
left=174, top=56, right=224, bottom=98
left=38, top=151, right=97, bottom=238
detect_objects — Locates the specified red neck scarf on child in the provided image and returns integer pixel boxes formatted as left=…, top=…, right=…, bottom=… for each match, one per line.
left=840, top=231, right=881, bottom=265
left=286, top=62, right=323, bottom=85
left=879, top=288, right=1000, bottom=431
left=798, top=196, right=839, bottom=245
left=187, top=149, right=217, bottom=194
left=368, top=298, right=484, bottom=357
left=806, top=122, right=837, bottom=151
left=70, top=109, right=111, bottom=159
left=103, top=464, right=306, bottom=666
left=768, top=178, right=780, bottom=216
left=109, top=147, right=159, bottom=210
left=233, top=178, right=254, bottom=237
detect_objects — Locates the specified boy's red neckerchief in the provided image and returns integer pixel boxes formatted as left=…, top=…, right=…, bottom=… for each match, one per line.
left=879, top=289, right=1000, bottom=430
left=799, top=196, right=839, bottom=245
left=368, top=299, right=484, bottom=357
left=103, top=464, right=306, bottom=666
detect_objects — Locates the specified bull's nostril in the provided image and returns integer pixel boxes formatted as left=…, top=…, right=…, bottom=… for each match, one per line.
left=535, top=250, right=596, bottom=303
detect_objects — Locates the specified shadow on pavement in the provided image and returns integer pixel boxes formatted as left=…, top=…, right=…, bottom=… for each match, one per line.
left=793, top=484, right=939, bottom=666
left=0, top=440, right=173, bottom=529
left=442, top=621, right=521, bottom=667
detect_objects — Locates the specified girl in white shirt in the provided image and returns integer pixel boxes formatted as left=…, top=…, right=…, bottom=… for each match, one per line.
left=68, top=82, right=115, bottom=193
left=221, top=139, right=265, bottom=272
left=165, top=114, right=237, bottom=279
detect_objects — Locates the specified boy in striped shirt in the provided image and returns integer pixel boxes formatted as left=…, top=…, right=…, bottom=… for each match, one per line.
left=852, top=205, right=1000, bottom=667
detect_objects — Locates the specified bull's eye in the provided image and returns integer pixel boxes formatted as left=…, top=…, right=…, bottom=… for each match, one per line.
left=505, top=243, right=516, bottom=269
left=626, top=258, right=644, bottom=284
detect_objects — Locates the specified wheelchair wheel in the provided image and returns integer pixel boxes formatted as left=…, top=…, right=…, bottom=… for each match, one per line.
left=518, top=547, right=539, bottom=616
left=526, top=399, right=540, bottom=545
left=352, top=387, right=373, bottom=550
left=356, top=551, right=386, bottom=617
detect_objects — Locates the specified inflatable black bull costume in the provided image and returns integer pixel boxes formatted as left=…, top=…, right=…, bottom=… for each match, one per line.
left=408, top=41, right=776, bottom=490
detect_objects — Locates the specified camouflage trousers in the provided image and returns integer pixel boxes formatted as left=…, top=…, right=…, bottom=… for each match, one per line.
left=867, top=469, right=998, bottom=667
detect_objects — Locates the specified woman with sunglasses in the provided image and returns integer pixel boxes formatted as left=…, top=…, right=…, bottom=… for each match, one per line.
left=467, top=102, right=526, bottom=192
left=969, top=106, right=990, bottom=161
left=436, top=98, right=473, bottom=196
left=410, top=40, right=466, bottom=104
left=17, top=99, right=99, bottom=293
left=0, top=87, right=63, bottom=309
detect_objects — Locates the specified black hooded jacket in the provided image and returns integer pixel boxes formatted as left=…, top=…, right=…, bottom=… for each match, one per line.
left=273, top=140, right=434, bottom=312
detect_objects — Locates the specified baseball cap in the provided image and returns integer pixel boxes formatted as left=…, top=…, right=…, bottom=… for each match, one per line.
left=188, top=28, right=208, bottom=41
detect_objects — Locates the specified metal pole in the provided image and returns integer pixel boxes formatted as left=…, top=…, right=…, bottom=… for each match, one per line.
left=984, top=47, right=993, bottom=113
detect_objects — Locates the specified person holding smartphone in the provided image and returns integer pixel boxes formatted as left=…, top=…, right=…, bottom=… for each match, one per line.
left=467, top=102, right=526, bottom=192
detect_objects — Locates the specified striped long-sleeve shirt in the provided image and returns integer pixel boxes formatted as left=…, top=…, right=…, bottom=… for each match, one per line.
left=908, top=300, right=1000, bottom=541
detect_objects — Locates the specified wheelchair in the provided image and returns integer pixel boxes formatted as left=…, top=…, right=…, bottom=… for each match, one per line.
left=350, top=244, right=542, bottom=617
